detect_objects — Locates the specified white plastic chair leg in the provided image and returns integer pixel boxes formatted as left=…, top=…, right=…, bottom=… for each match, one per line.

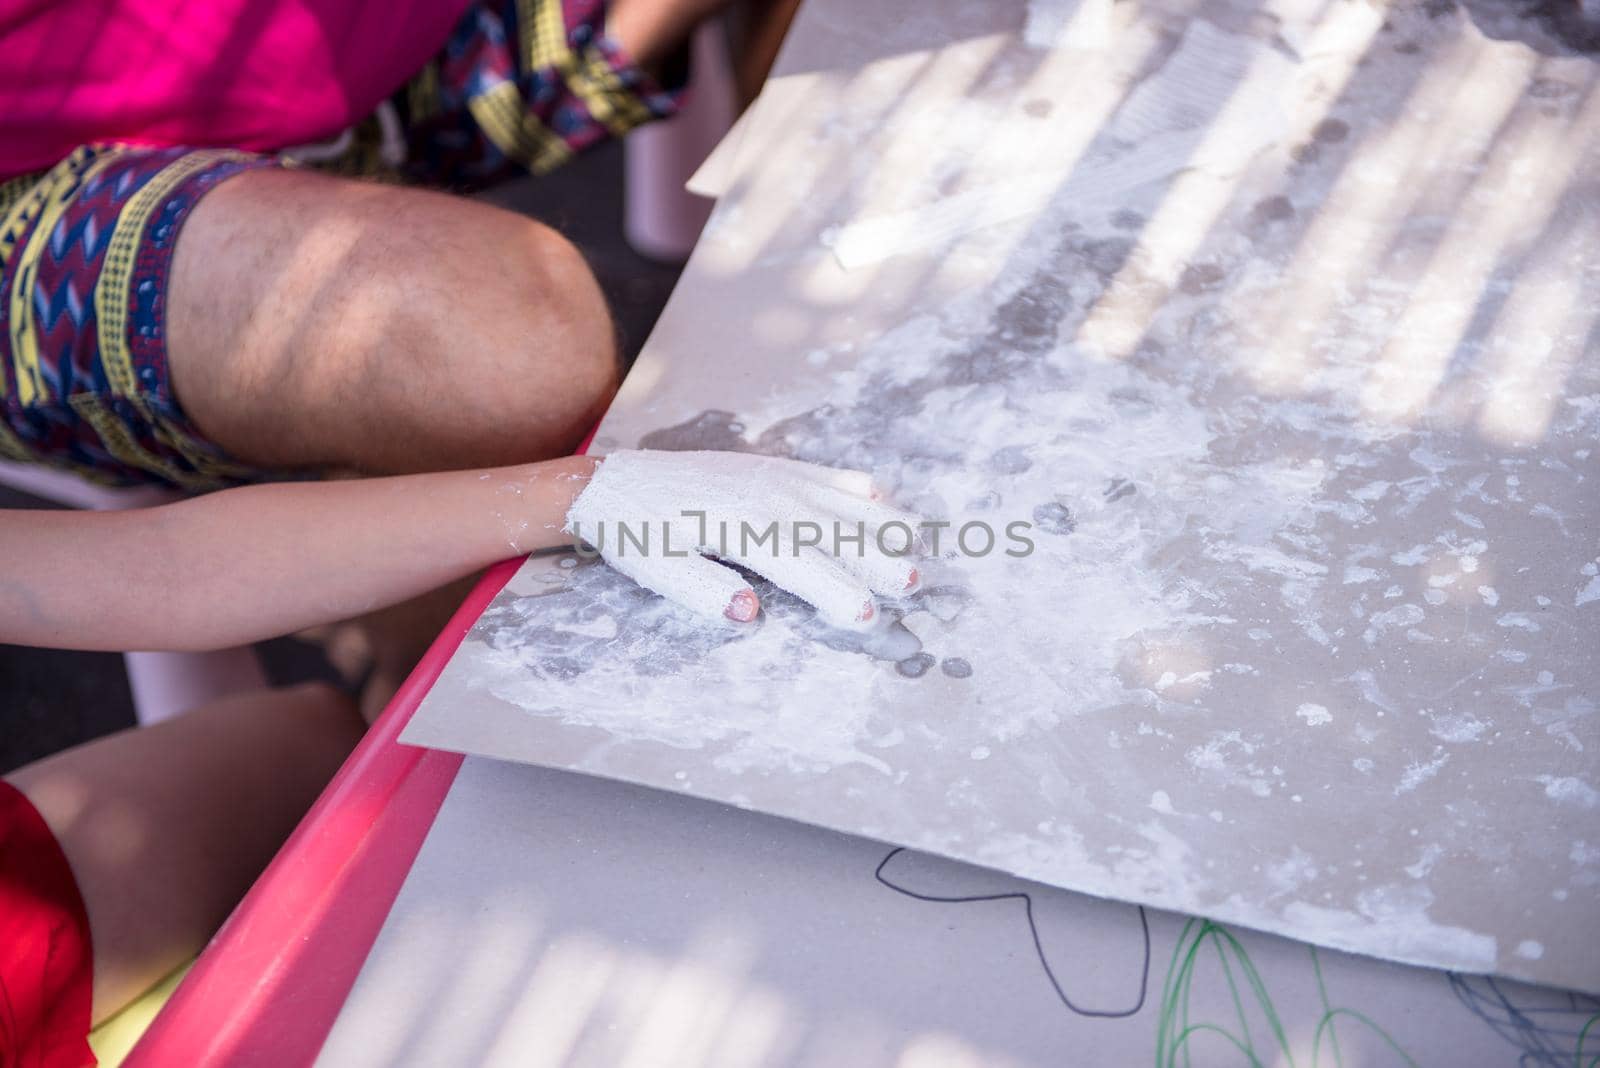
left=122, top=649, right=268, bottom=726
left=0, top=459, right=174, bottom=511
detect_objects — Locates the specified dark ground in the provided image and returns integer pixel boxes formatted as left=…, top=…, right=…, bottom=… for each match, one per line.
left=0, top=142, right=685, bottom=774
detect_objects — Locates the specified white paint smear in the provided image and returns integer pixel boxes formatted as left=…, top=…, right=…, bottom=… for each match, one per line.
left=1395, top=752, right=1449, bottom=795
left=1364, top=604, right=1425, bottom=644
left=1429, top=713, right=1488, bottom=744
left=1537, top=776, right=1599, bottom=809
left=827, top=174, right=1061, bottom=270
left=1023, top=0, right=1111, bottom=49
left=1296, top=703, right=1333, bottom=726
left=1283, top=886, right=1497, bottom=972
left=828, top=20, right=1292, bottom=268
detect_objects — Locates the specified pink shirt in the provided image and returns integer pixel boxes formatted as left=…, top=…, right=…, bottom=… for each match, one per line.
left=0, top=0, right=474, bottom=179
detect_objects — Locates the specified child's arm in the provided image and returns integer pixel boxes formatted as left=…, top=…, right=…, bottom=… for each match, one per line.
left=0, top=457, right=597, bottom=652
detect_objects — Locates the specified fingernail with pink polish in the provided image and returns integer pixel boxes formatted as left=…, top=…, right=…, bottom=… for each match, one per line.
left=725, top=589, right=759, bottom=622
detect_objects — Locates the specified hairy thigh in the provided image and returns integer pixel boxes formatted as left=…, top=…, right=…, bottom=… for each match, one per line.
left=168, top=168, right=618, bottom=473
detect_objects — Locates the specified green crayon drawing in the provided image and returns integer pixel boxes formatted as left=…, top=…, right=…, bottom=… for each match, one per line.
left=1580, top=1016, right=1599, bottom=1068
left=1580, top=1016, right=1600, bottom=1068
left=1155, top=918, right=1417, bottom=1068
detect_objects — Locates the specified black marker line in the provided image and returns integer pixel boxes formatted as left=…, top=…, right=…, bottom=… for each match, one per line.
left=1446, top=971, right=1600, bottom=1067
left=874, top=847, right=1151, bottom=1019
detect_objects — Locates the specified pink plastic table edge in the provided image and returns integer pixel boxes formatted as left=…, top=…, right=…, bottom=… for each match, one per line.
left=125, top=555, right=522, bottom=1066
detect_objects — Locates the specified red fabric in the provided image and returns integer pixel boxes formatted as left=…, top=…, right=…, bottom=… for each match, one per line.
left=0, top=0, right=475, bottom=179
left=0, top=780, right=94, bottom=1068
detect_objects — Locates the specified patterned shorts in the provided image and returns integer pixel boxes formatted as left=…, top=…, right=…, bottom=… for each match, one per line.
left=0, top=0, right=683, bottom=491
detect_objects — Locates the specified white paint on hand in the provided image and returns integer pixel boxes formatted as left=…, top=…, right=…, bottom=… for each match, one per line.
left=567, top=450, right=918, bottom=628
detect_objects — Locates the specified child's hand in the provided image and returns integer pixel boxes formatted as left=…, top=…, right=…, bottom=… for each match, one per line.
left=565, top=450, right=921, bottom=627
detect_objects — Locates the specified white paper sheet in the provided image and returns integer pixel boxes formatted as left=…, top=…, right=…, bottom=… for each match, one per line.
left=319, top=758, right=1597, bottom=1066
left=405, top=0, right=1600, bottom=991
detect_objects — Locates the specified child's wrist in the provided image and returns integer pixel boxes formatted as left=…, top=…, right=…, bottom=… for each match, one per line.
left=540, top=454, right=602, bottom=544
left=550, top=453, right=601, bottom=487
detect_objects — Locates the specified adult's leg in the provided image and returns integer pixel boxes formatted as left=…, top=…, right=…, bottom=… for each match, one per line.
left=5, top=683, right=365, bottom=1022
left=723, top=0, right=806, bottom=106
left=167, top=170, right=619, bottom=475
left=159, top=0, right=812, bottom=479
left=607, top=0, right=801, bottom=101
left=607, top=0, right=726, bottom=73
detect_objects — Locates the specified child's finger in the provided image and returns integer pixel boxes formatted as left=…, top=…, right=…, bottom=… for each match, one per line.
left=742, top=454, right=878, bottom=499
left=795, top=462, right=877, bottom=499
left=825, top=534, right=921, bottom=595
left=796, top=483, right=923, bottom=553
left=742, top=546, right=877, bottom=628
left=606, top=549, right=758, bottom=623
